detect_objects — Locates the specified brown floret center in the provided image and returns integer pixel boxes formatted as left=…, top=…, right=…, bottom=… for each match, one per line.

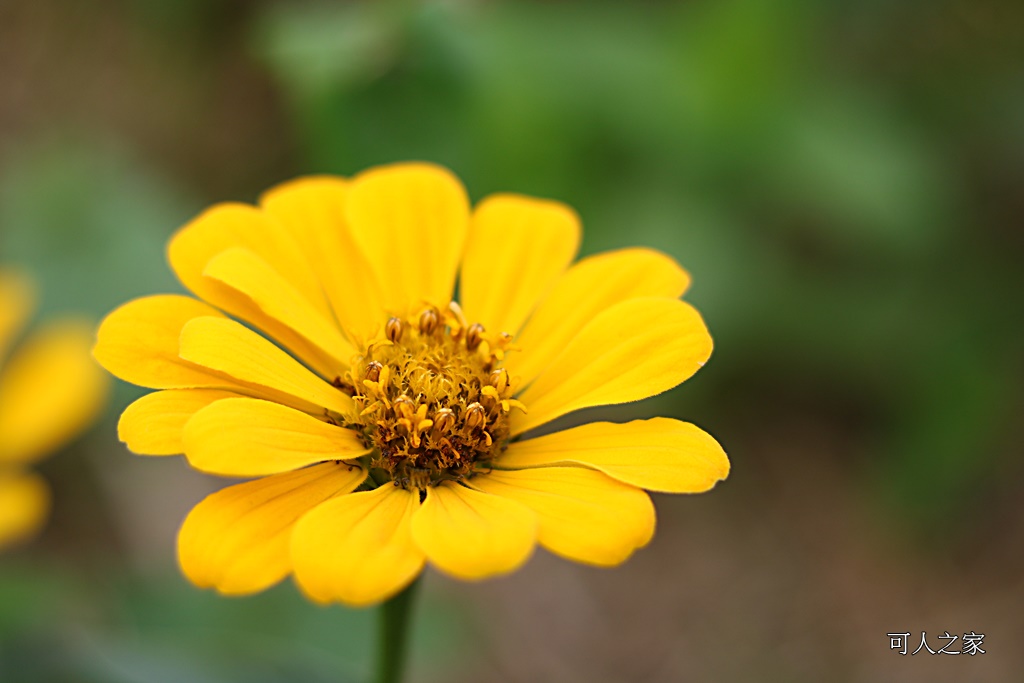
left=344, top=304, right=522, bottom=489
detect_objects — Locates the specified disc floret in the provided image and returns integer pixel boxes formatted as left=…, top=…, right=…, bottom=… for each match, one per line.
left=345, top=304, right=523, bottom=489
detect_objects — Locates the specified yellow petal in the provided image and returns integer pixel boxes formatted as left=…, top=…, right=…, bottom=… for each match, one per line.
left=168, top=204, right=346, bottom=375
left=183, top=397, right=368, bottom=477
left=291, top=484, right=424, bottom=607
left=93, top=295, right=241, bottom=389
left=0, top=320, right=108, bottom=464
left=507, top=248, right=691, bottom=388
left=0, top=269, right=35, bottom=361
left=512, top=297, right=712, bottom=436
left=178, top=462, right=366, bottom=596
left=469, top=467, right=655, bottom=567
left=177, top=317, right=354, bottom=416
left=0, top=471, right=50, bottom=549
left=94, top=296, right=330, bottom=414
left=410, top=481, right=536, bottom=580
left=459, top=194, right=580, bottom=337
left=498, top=418, right=729, bottom=493
left=118, top=389, right=242, bottom=456
left=203, top=247, right=355, bottom=378
left=346, top=163, right=470, bottom=313
left=260, top=177, right=386, bottom=343
left=168, top=202, right=330, bottom=320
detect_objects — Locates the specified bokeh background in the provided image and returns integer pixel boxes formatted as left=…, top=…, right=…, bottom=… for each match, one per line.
left=2, top=0, right=1023, bottom=681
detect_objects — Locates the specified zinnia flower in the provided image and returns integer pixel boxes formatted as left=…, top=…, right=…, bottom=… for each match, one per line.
left=93, top=163, right=729, bottom=606
left=0, top=270, right=107, bottom=549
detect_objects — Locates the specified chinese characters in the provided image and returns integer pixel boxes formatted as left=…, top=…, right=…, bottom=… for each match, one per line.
left=887, top=631, right=986, bottom=656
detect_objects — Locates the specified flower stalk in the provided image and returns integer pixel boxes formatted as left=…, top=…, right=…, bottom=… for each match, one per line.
left=374, top=576, right=421, bottom=683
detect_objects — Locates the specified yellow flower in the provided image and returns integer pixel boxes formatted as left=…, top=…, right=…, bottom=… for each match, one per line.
left=93, top=163, right=729, bottom=607
left=0, top=270, right=108, bottom=549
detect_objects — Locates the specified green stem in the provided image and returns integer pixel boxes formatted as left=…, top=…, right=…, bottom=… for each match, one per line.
left=374, top=576, right=421, bottom=683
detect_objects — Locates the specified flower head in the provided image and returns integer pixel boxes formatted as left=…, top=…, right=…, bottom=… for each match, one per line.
left=94, top=163, right=729, bottom=606
left=0, top=270, right=108, bottom=549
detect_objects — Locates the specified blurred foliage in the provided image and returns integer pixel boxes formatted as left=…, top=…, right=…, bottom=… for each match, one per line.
left=0, top=563, right=465, bottom=682
left=0, top=137, right=187, bottom=318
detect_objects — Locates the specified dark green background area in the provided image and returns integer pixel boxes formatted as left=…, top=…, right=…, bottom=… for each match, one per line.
left=1, top=1, right=1022, bottom=680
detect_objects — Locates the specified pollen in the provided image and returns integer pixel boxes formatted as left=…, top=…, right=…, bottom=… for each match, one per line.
left=342, top=305, right=522, bottom=489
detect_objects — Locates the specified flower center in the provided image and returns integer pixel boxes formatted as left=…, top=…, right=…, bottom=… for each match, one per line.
left=342, top=304, right=523, bottom=489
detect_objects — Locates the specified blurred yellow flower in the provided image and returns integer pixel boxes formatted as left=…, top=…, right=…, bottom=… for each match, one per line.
left=94, top=162, right=729, bottom=607
left=0, top=271, right=108, bottom=549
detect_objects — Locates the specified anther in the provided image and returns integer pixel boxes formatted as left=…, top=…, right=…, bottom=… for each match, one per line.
left=386, top=317, right=403, bottom=343
left=447, top=301, right=468, bottom=328
left=488, top=368, right=509, bottom=393
left=394, top=394, right=416, bottom=419
left=464, top=402, right=486, bottom=430
left=418, top=307, right=440, bottom=336
left=431, top=408, right=455, bottom=436
left=365, top=361, right=383, bottom=383
left=466, top=323, right=485, bottom=351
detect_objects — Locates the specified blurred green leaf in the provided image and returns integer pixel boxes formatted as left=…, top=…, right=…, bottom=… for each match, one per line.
left=0, top=564, right=470, bottom=683
left=0, top=134, right=193, bottom=319
left=769, top=93, right=957, bottom=254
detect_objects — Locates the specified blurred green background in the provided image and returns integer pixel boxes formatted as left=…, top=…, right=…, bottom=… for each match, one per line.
left=2, top=0, right=1023, bottom=681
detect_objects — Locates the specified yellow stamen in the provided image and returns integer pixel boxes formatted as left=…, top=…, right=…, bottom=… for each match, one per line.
left=365, top=361, right=382, bottom=383
left=343, top=304, right=522, bottom=489
left=465, top=323, right=485, bottom=351
left=418, top=306, right=440, bottom=336
left=385, top=317, right=403, bottom=343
